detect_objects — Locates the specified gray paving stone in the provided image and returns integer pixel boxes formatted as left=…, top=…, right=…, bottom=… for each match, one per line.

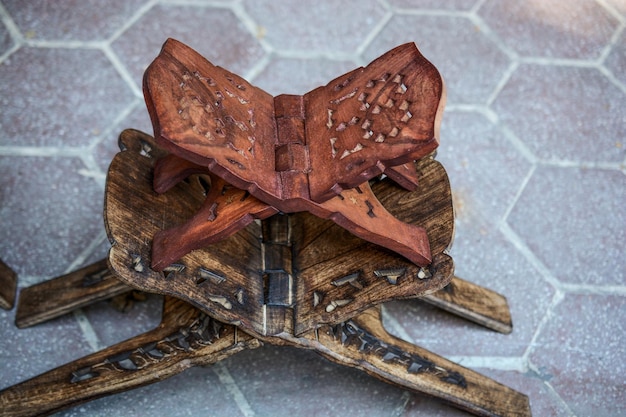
left=3, top=0, right=149, bottom=41
left=0, top=47, right=135, bottom=147
left=492, top=64, right=626, bottom=163
left=0, top=156, right=105, bottom=278
left=436, top=111, right=532, bottom=227
left=242, top=0, right=387, bottom=54
left=478, top=0, right=619, bottom=60
left=111, top=4, right=266, bottom=90
left=388, top=0, right=478, bottom=11
left=385, top=220, right=555, bottom=358
left=365, top=14, right=511, bottom=104
left=507, top=166, right=625, bottom=286
left=251, top=56, right=357, bottom=96
left=529, top=294, right=626, bottom=417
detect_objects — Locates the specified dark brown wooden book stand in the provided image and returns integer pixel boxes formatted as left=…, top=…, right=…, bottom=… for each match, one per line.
left=0, top=41, right=532, bottom=417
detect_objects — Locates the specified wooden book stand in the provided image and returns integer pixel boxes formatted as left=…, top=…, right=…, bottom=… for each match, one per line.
left=0, top=41, right=532, bottom=416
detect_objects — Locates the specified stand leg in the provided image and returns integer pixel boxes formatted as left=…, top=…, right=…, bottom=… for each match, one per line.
left=15, top=259, right=131, bottom=328
left=421, top=276, right=513, bottom=334
left=0, top=259, right=17, bottom=310
left=0, top=297, right=261, bottom=417
left=15, top=260, right=514, bottom=335
left=300, top=307, right=530, bottom=417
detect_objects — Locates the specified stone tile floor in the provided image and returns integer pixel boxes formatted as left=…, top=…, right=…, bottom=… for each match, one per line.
left=0, top=1, right=624, bottom=416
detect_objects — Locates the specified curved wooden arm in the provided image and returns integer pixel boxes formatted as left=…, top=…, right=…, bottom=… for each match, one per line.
left=295, top=307, right=530, bottom=417
left=0, top=298, right=260, bottom=417
left=151, top=173, right=278, bottom=271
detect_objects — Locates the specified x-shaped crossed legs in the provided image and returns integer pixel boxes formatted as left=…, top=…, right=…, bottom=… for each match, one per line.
left=2, top=260, right=527, bottom=417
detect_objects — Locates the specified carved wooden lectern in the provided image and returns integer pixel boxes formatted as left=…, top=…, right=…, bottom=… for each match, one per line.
left=0, top=40, right=532, bottom=417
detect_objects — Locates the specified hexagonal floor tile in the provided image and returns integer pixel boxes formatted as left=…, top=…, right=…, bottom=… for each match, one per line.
left=93, top=101, right=153, bottom=173
left=492, top=64, right=626, bottom=164
left=478, top=369, right=574, bottom=416
left=3, top=0, right=149, bottom=41
left=365, top=14, right=511, bottom=104
left=251, top=56, right=357, bottom=96
left=0, top=307, right=92, bottom=390
left=436, top=111, right=532, bottom=227
left=385, top=220, right=555, bottom=358
left=0, top=156, right=105, bottom=278
left=111, top=4, right=266, bottom=90
left=604, top=30, right=626, bottom=87
left=507, top=166, right=625, bottom=286
left=242, top=0, right=387, bottom=54
left=529, top=293, right=626, bottom=417
left=388, top=0, right=479, bottom=11
left=82, top=293, right=163, bottom=348
left=0, top=47, right=135, bottom=147
left=478, top=0, right=619, bottom=60
left=224, top=345, right=406, bottom=416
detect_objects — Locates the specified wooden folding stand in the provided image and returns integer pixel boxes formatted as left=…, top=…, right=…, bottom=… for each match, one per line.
left=0, top=40, right=531, bottom=416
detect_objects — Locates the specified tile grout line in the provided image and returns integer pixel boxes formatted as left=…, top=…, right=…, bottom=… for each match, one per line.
left=522, top=292, right=579, bottom=417
left=230, top=1, right=275, bottom=56
left=101, top=43, right=143, bottom=98
left=212, top=362, right=256, bottom=417
left=469, top=11, right=519, bottom=62
left=523, top=289, right=565, bottom=373
left=557, top=283, right=626, bottom=295
left=64, top=232, right=109, bottom=274
left=518, top=55, right=599, bottom=67
left=389, top=391, right=411, bottom=417
left=354, top=8, right=393, bottom=58
left=497, top=122, right=538, bottom=165
left=597, top=63, right=626, bottom=95
left=0, top=145, right=90, bottom=157
left=20, top=39, right=105, bottom=49
left=596, top=0, right=626, bottom=24
left=499, top=164, right=536, bottom=230
left=242, top=52, right=272, bottom=83
left=89, top=98, right=146, bottom=151
left=596, top=20, right=624, bottom=65
left=100, top=0, right=160, bottom=98
left=445, top=104, right=499, bottom=124
left=391, top=8, right=471, bottom=18
left=498, top=222, right=563, bottom=291
left=543, top=380, right=578, bottom=417
left=105, top=0, right=158, bottom=45
left=159, top=0, right=238, bottom=7
left=263, top=48, right=360, bottom=62
left=73, top=309, right=105, bottom=352
left=470, top=0, right=488, bottom=15
left=447, top=355, right=526, bottom=372
left=485, top=61, right=519, bottom=108
left=380, top=304, right=413, bottom=343
left=0, top=1, right=23, bottom=63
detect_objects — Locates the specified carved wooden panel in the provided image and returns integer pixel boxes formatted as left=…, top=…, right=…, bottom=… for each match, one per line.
left=105, top=130, right=454, bottom=337
left=143, top=39, right=445, bottom=268
left=144, top=39, right=444, bottom=207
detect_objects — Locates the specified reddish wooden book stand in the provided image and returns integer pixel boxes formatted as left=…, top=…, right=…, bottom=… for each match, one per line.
left=0, top=40, right=531, bottom=417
